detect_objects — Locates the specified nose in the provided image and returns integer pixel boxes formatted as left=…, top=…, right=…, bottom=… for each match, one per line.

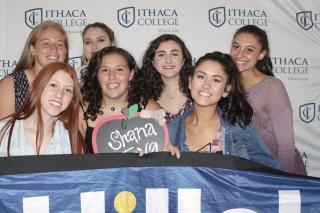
left=92, top=41, right=98, bottom=51
left=56, top=88, right=63, bottom=98
left=49, top=43, right=58, bottom=53
left=236, top=48, right=245, bottom=58
left=108, top=70, right=116, bottom=79
left=202, top=78, right=211, bottom=89
left=165, top=55, right=172, bottom=63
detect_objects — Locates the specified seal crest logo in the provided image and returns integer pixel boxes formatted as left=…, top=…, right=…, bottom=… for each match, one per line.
left=118, top=7, right=135, bottom=28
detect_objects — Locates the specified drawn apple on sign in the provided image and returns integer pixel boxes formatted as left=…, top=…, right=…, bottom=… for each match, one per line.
left=92, top=108, right=169, bottom=153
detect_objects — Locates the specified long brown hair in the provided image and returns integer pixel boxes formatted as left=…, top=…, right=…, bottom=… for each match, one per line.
left=13, top=21, right=69, bottom=72
left=0, top=62, right=84, bottom=155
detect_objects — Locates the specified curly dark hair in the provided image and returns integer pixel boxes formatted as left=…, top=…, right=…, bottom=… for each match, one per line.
left=233, top=25, right=274, bottom=76
left=135, top=34, right=193, bottom=102
left=191, top=52, right=253, bottom=127
left=81, top=46, right=141, bottom=121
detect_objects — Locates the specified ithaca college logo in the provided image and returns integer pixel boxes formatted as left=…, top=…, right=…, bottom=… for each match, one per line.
left=118, top=7, right=135, bottom=28
left=299, top=103, right=315, bottom=123
left=296, top=11, right=313, bottom=30
left=209, top=7, right=226, bottom=27
left=25, top=8, right=43, bottom=29
left=68, top=56, right=82, bottom=69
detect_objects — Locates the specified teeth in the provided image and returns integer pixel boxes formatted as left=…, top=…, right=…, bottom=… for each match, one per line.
left=199, top=91, right=210, bottom=97
left=107, top=83, right=119, bottom=89
left=235, top=60, right=246, bottom=65
left=50, top=101, right=62, bottom=107
left=48, top=56, right=58, bottom=60
left=163, top=66, right=174, bottom=69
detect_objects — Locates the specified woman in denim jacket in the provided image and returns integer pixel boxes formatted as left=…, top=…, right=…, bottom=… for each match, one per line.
left=169, top=52, right=282, bottom=170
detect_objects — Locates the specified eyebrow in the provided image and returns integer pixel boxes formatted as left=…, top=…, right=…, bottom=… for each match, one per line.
left=155, top=49, right=181, bottom=54
left=196, top=70, right=223, bottom=78
left=232, top=41, right=257, bottom=49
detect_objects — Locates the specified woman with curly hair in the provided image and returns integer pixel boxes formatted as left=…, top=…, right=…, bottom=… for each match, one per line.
left=80, top=46, right=159, bottom=153
left=169, top=52, right=282, bottom=170
left=136, top=34, right=193, bottom=124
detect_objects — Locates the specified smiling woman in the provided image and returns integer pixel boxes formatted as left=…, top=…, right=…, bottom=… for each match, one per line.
left=169, top=52, right=282, bottom=170
left=230, top=25, right=306, bottom=175
left=80, top=46, right=159, bottom=153
left=0, top=62, right=85, bottom=156
left=135, top=34, right=193, bottom=124
left=0, top=21, right=68, bottom=119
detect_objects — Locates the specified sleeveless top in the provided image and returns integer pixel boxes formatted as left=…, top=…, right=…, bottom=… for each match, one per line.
left=85, top=125, right=94, bottom=154
left=9, top=71, right=30, bottom=111
left=158, top=98, right=193, bottom=124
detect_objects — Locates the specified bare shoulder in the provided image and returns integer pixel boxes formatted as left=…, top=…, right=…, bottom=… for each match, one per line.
left=145, top=100, right=161, bottom=111
left=0, top=76, right=15, bottom=119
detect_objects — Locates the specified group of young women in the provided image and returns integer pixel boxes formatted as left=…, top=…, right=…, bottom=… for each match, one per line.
left=0, top=21, right=306, bottom=175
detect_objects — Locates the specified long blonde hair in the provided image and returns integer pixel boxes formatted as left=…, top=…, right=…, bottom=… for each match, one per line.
left=13, top=21, right=69, bottom=72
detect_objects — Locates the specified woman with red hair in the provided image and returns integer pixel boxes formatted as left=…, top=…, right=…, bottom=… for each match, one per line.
left=0, top=62, right=85, bottom=156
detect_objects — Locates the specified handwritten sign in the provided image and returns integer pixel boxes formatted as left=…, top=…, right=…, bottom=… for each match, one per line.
left=92, top=113, right=169, bottom=153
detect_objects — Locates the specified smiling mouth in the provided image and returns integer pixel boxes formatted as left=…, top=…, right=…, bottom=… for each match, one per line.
left=107, top=83, right=120, bottom=89
left=199, top=91, right=211, bottom=97
left=47, top=56, right=59, bottom=60
left=50, top=101, right=62, bottom=107
left=162, top=66, right=175, bottom=69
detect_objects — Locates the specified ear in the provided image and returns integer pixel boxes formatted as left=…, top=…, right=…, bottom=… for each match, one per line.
left=258, top=50, right=266, bottom=60
left=223, top=84, right=231, bottom=98
left=188, top=76, right=192, bottom=90
left=30, top=44, right=35, bottom=55
left=129, top=69, right=134, bottom=81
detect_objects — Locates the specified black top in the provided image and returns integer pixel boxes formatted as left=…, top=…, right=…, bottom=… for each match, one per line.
left=9, top=70, right=30, bottom=111
left=85, top=126, right=94, bottom=153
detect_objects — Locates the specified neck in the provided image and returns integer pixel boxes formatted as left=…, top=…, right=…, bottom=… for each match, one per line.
left=26, top=112, right=55, bottom=131
left=240, top=67, right=261, bottom=88
left=190, top=104, right=219, bottom=127
left=101, top=96, right=129, bottom=113
left=162, top=74, right=180, bottom=90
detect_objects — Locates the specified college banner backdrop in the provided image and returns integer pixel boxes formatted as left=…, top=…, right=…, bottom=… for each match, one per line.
left=0, top=153, right=319, bottom=212
left=0, top=0, right=319, bottom=177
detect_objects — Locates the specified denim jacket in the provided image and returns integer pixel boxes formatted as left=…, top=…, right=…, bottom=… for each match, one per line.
left=169, top=107, right=283, bottom=171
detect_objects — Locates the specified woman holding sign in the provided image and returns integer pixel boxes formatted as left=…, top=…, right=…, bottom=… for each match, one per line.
left=229, top=25, right=306, bottom=175
left=80, top=47, right=160, bottom=153
left=169, top=52, right=282, bottom=170
left=0, top=62, right=84, bottom=156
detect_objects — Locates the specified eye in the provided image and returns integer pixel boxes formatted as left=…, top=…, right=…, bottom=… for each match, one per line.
left=156, top=52, right=165, bottom=57
left=247, top=48, right=254, bottom=52
left=231, top=44, right=239, bottom=49
left=57, top=43, right=65, bottom=48
left=84, top=40, right=91, bottom=45
left=65, top=88, right=74, bottom=94
left=116, top=67, right=125, bottom=72
left=98, top=38, right=105, bottom=43
left=213, top=78, right=222, bottom=83
left=49, top=83, right=58, bottom=88
left=196, top=74, right=204, bottom=79
left=41, top=42, right=50, bottom=47
left=100, top=68, right=109, bottom=73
